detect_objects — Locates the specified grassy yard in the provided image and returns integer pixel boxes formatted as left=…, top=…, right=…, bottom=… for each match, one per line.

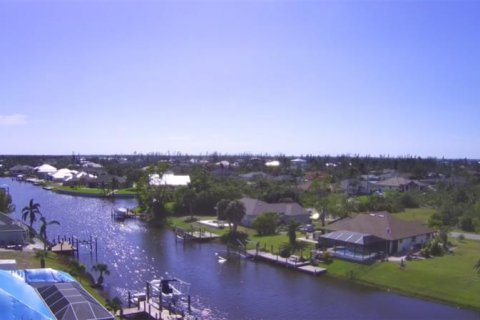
left=54, top=185, right=136, bottom=197
left=318, top=238, right=480, bottom=310
left=393, top=207, right=436, bottom=223
left=168, top=216, right=314, bottom=256
left=169, top=215, right=480, bottom=310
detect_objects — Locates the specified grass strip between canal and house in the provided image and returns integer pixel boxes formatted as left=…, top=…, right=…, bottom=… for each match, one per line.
left=168, top=215, right=480, bottom=311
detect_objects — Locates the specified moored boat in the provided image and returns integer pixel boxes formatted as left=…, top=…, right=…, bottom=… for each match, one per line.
left=112, top=207, right=128, bottom=220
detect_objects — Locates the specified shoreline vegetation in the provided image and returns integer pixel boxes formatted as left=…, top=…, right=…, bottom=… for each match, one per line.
left=52, top=185, right=137, bottom=198
left=167, top=213, right=480, bottom=312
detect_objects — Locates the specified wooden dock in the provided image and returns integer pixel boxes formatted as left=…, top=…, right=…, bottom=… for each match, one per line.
left=50, top=241, right=76, bottom=255
left=122, top=300, right=188, bottom=319
left=246, top=250, right=327, bottom=276
left=175, top=227, right=220, bottom=242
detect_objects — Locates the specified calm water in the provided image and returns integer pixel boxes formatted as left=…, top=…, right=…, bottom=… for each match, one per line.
left=2, top=177, right=479, bottom=320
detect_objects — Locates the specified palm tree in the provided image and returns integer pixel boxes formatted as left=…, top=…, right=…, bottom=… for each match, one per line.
left=39, top=217, right=60, bottom=252
left=216, top=199, right=230, bottom=221
left=92, top=263, right=110, bottom=287
left=225, top=200, right=246, bottom=233
left=22, top=199, right=42, bottom=237
left=69, top=260, right=86, bottom=282
left=288, top=220, right=299, bottom=247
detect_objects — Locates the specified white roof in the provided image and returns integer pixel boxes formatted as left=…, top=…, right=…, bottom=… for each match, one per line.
left=149, top=173, right=191, bottom=186
left=265, top=160, right=280, bottom=167
left=35, top=164, right=57, bottom=173
left=49, top=168, right=76, bottom=180
left=291, top=158, right=306, bottom=163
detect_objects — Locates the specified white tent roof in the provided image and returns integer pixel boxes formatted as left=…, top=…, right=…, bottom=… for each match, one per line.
left=265, top=160, right=280, bottom=167
left=49, top=168, right=77, bottom=180
left=35, top=164, right=57, bottom=173
left=149, top=173, right=190, bottom=186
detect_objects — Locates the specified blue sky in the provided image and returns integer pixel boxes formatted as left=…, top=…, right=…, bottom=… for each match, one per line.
left=1, top=1, right=479, bottom=158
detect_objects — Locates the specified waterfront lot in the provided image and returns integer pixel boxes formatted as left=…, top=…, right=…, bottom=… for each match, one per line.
left=169, top=215, right=480, bottom=311
left=320, top=238, right=480, bottom=310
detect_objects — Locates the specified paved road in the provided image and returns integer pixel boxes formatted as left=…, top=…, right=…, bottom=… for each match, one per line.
left=450, top=232, right=480, bottom=241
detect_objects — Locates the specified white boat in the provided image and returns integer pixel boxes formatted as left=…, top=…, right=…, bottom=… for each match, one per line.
left=112, top=207, right=128, bottom=220
left=149, top=276, right=190, bottom=306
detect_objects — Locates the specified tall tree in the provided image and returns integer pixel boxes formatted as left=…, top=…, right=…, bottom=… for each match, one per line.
left=22, top=199, right=42, bottom=236
left=224, top=200, right=246, bottom=233
left=39, top=217, right=60, bottom=252
left=287, top=220, right=299, bottom=247
left=216, top=199, right=230, bottom=221
left=252, top=212, right=279, bottom=236
left=92, top=263, right=110, bottom=287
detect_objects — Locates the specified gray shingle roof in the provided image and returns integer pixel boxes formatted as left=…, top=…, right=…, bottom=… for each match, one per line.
left=0, top=212, right=24, bottom=232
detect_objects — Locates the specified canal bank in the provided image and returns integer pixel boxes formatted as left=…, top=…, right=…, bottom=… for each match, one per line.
left=2, top=177, right=479, bottom=320
left=167, top=216, right=480, bottom=312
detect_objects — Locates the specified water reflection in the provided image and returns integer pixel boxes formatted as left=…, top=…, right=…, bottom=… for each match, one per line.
left=2, top=178, right=479, bottom=320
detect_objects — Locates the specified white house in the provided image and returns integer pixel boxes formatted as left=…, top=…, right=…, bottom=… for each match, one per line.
left=149, top=172, right=191, bottom=187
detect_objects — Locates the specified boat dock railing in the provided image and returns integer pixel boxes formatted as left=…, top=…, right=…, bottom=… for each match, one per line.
left=124, top=280, right=193, bottom=319
left=175, top=227, right=220, bottom=242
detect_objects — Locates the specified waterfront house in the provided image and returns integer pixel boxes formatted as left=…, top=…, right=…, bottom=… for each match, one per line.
left=319, top=212, right=434, bottom=259
left=35, top=164, right=58, bottom=179
left=0, top=268, right=114, bottom=320
left=239, top=197, right=310, bottom=227
left=0, top=212, right=28, bottom=247
left=9, top=164, right=34, bottom=176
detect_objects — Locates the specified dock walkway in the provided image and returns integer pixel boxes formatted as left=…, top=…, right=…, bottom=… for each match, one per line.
left=122, top=300, right=188, bottom=319
left=175, top=227, right=219, bottom=242
left=246, top=250, right=326, bottom=276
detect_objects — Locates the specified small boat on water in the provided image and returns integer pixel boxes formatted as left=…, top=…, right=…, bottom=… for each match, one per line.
left=112, top=207, right=128, bottom=220
left=215, top=252, right=227, bottom=264
left=151, top=275, right=190, bottom=302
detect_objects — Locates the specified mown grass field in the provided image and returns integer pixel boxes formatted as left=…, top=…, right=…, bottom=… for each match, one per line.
left=318, top=238, right=480, bottom=310
left=54, top=185, right=136, bottom=197
left=393, top=207, right=436, bottom=223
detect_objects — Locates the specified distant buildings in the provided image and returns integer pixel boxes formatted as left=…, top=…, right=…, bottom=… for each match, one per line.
left=239, top=197, right=310, bottom=227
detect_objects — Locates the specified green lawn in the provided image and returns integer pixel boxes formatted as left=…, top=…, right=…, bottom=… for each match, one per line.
left=168, top=215, right=480, bottom=310
left=167, top=216, right=314, bottom=256
left=393, top=207, right=436, bottom=224
left=319, top=239, right=480, bottom=310
left=54, top=186, right=136, bottom=197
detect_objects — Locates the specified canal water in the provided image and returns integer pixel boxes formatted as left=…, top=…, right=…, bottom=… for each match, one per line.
left=2, top=178, right=479, bottom=320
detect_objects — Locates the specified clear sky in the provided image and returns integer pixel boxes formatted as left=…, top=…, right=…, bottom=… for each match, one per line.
left=1, top=1, right=479, bottom=158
